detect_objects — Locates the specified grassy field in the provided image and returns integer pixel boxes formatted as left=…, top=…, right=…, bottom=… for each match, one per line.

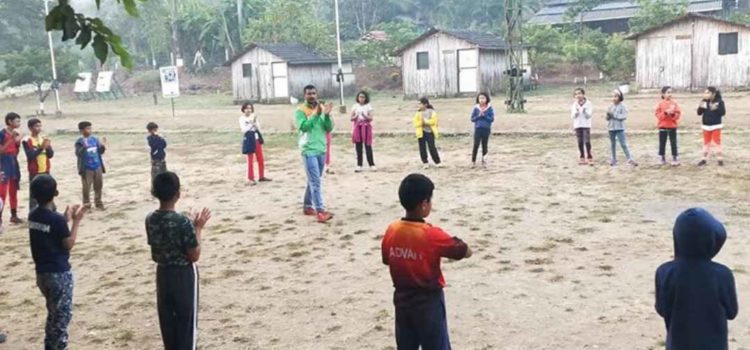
left=0, top=86, right=749, bottom=349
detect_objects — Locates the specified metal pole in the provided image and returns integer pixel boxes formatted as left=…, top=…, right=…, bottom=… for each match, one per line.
left=171, top=98, right=175, bottom=118
left=334, top=0, right=345, bottom=109
left=44, top=0, right=62, bottom=116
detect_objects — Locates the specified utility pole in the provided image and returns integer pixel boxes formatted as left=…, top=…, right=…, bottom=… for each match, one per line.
left=44, top=0, right=62, bottom=116
left=333, top=0, right=346, bottom=113
left=504, top=0, right=526, bottom=113
left=237, top=0, right=244, bottom=42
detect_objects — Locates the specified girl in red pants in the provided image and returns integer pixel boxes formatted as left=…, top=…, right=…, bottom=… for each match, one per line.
left=240, top=103, right=271, bottom=185
left=0, top=112, right=24, bottom=224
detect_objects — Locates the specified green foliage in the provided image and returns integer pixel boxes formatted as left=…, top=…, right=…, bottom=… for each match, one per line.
left=628, top=0, right=688, bottom=34
left=564, top=0, right=603, bottom=22
left=523, top=25, right=568, bottom=69
left=0, top=48, right=79, bottom=99
left=728, top=11, right=750, bottom=25
left=599, top=34, right=635, bottom=81
left=45, top=0, right=145, bottom=69
left=562, top=28, right=607, bottom=66
left=345, top=21, right=420, bottom=67
left=0, top=0, right=48, bottom=52
left=242, top=0, right=334, bottom=53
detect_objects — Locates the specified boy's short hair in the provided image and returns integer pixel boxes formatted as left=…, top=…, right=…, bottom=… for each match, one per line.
left=30, top=174, right=57, bottom=205
left=152, top=171, right=180, bottom=202
left=398, top=174, right=435, bottom=211
left=146, top=122, right=159, bottom=131
left=78, top=121, right=92, bottom=131
left=28, top=118, right=42, bottom=129
left=5, top=112, right=20, bottom=126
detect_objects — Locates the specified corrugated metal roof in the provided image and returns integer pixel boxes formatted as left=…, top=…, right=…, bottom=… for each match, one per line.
left=394, top=28, right=508, bottom=55
left=529, top=0, right=723, bottom=25
left=225, top=43, right=350, bottom=66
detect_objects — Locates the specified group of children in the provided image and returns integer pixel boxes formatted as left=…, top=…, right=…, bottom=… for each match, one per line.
left=571, top=86, right=727, bottom=167
left=7, top=82, right=738, bottom=349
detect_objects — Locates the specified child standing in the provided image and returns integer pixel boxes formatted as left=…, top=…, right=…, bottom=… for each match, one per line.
left=655, top=86, right=682, bottom=166
left=0, top=112, right=24, bottom=224
left=606, top=90, right=637, bottom=166
left=74, top=121, right=106, bottom=210
left=239, top=103, right=271, bottom=184
left=571, top=88, right=594, bottom=165
left=29, top=175, right=87, bottom=350
left=147, top=172, right=211, bottom=350
left=655, top=208, right=738, bottom=350
left=351, top=91, right=375, bottom=172
left=24, top=118, right=55, bottom=212
left=697, top=87, right=726, bottom=166
left=382, top=174, right=472, bottom=349
left=413, top=97, right=442, bottom=169
left=470, top=92, right=495, bottom=168
left=147, top=122, right=167, bottom=179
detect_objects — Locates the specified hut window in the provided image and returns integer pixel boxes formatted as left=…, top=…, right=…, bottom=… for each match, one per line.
left=417, top=52, right=429, bottom=70
left=242, top=63, right=253, bottom=77
left=718, top=32, right=739, bottom=55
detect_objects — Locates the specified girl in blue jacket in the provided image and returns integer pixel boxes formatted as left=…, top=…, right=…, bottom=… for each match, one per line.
left=470, top=92, right=495, bottom=168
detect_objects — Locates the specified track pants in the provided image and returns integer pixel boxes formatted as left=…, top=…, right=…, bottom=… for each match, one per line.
left=157, top=264, right=199, bottom=350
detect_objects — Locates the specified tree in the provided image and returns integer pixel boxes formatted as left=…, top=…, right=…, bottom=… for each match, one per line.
left=345, top=20, right=420, bottom=66
left=599, top=34, right=635, bottom=81
left=523, top=25, right=567, bottom=70
left=45, top=0, right=145, bottom=69
left=0, top=0, right=48, bottom=52
left=242, top=0, right=335, bottom=53
left=0, top=48, right=78, bottom=114
left=628, top=0, right=688, bottom=34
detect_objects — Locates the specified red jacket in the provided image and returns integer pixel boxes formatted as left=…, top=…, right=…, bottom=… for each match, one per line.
left=655, top=99, right=681, bottom=129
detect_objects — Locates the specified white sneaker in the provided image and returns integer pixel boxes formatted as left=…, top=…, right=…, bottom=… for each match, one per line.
left=369, top=166, right=377, bottom=172
left=436, top=163, right=444, bottom=168
left=354, top=166, right=363, bottom=173
left=422, top=163, right=429, bottom=169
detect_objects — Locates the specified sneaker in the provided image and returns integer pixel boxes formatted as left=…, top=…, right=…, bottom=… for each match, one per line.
left=422, top=163, right=429, bottom=170
left=325, top=167, right=335, bottom=175
left=671, top=158, right=681, bottom=166
left=249, top=180, right=257, bottom=186
left=481, top=158, right=487, bottom=168
left=610, top=159, right=617, bottom=166
left=436, top=163, right=444, bottom=168
left=658, top=157, right=667, bottom=166
left=578, top=157, right=587, bottom=165
left=587, top=158, right=595, bottom=166
left=303, top=207, right=316, bottom=216
left=627, top=159, right=639, bottom=167
left=697, top=159, right=707, bottom=166
left=718, top=160, right=725, bottom=166
left=95, top=204, right=106, bottom=211
left=471, top=162, right=477, bottom=169
left=369, top=166, right=377, bottom=172
left=258, top=177, right=272, bottom=182
left=354, top=166, right=363, bottom=173
left=316, top=211, right=334, bottom=223
left=10, top=216, right=23, bottom=224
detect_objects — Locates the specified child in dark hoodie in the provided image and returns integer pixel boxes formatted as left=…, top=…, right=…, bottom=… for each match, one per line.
left=655, top=208, right=738, bottom=350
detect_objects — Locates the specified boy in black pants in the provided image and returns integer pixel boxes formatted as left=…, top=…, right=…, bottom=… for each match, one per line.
left=381, top=174, right=472, bottom=349
left=655, top=208, right=738, bottom=350
left=147, top=122, right=167, bottom=179
left=146, top=172, right=211, bottom=350
left=29, top=175, right=87, bottom=349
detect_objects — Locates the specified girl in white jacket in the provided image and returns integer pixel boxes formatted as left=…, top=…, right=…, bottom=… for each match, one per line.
left=571, top=87, right=593, bottom=165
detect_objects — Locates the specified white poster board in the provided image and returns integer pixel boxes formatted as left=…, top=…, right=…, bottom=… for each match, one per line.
left=74, top=72, right=92, bottom=93
left=95, top=71, right=113, bottom=92
left=159, top=66, right=180, bottom=98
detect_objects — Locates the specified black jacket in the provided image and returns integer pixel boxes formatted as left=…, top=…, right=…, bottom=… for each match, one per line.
left=655, top=208, right=738, bottom=350
left=697, top=99, right=725, bottom=127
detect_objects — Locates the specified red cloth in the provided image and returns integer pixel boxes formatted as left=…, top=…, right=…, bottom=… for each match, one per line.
left=655, top=99, right=682, bottom=129
left=352, top=121, right=373, bottom=146
left=247, top=141, right=265, bottom=180
left=381, top=220, right=467, bottom=291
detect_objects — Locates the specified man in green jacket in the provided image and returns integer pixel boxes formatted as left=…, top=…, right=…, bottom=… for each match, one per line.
left=296, top=85, right=334, bottom=223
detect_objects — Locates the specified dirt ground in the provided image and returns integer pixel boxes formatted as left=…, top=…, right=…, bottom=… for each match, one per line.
left=1, top=86, right=750, bottom=349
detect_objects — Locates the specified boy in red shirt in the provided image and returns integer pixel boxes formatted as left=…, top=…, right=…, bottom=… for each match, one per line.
left=381, top=174, right=472, bottom=350
left=0, top=112, right=24, bottom=225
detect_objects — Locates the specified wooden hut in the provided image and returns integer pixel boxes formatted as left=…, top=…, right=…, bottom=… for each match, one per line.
left=225, top=43, right=356, bottom=104
left=395, top=28, right=529, bottom=98
left=627, top=14, right=750, bottom=90
left=530, top=0, right=728, bottom=34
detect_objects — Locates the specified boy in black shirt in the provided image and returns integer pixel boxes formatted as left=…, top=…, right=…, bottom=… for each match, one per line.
left=29, top=174, right=86, bottom=350
left=146, top=172, right=211, bottom=350
left=147, top=122, right=167, bottom=179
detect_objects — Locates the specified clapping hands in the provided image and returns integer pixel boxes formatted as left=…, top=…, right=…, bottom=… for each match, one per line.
left=190, top=208, right=212, bottom=229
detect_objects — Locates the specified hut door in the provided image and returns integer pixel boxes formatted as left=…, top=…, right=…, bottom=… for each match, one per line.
left=258, top=63, right=271, bottom=101
left=272, top=62, right=289, bottom=98
left=458, top=49, right=478, bottom=93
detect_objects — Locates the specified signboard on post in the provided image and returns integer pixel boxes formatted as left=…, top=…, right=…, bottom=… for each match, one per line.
left=159, top=66, right=180, bottom=98
left=95, top=71, right=113, bottom=92
left=74, top=73, right=92, bottom=92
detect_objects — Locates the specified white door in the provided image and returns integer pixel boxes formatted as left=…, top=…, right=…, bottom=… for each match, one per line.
left=458, top=49, right=478, bottom=93
left=272, top=62, right=288, bottom=98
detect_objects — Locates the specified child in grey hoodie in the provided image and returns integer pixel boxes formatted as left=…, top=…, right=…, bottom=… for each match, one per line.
left=606, top=89, right=637, bottom=166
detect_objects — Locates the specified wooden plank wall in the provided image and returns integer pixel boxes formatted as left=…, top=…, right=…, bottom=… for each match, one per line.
left=401, top=33, right=474, bottom=97
left=231, top=48, right=281, bottom=102
left=288, top=63, right=356, bottom=100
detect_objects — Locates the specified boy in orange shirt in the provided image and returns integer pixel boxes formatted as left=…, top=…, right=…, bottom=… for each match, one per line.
left=655, top=86, right=682, bottom=166
left=381, top=174, right=472, bottom=349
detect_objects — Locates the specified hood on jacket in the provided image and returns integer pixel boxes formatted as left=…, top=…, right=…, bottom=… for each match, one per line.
left=673, top=208, right=726, bottom=260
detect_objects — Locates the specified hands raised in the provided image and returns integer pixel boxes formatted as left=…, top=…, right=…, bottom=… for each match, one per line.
left=64, top=205, right=87, bottom=224
left=190, top=208, right=212, bottom=229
